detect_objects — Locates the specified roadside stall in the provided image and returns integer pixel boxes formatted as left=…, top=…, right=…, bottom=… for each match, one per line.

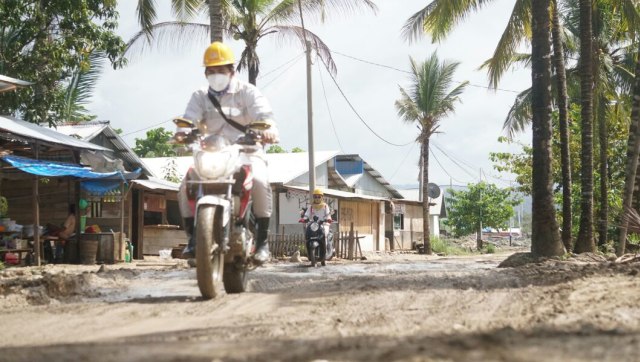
left=0, top=116, right=134, bottom=266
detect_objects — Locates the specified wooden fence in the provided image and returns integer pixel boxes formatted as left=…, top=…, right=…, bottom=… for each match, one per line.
left=268, top=222, right=364, bottom=260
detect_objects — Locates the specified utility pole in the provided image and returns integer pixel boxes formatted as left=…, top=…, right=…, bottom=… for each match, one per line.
left=298, top=0, right=315, bottom=194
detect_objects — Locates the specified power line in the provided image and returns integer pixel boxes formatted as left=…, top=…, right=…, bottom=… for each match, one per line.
left=319, top=59, right=413, bottom=147
left=121, top=118, right=174, bottom=137
left=332, top=50, right=521, bottom=94
left=431, top=141, right=477, bottom=171
left=257, top=52, right=304, bottom=80
left=430, top=143, right=478, bottom=180
left=388, top=142, right=416, bottom=182
left=260, top=55, right=304, bottom=89
left=430, top=146, right=471, bottom=184
left=317, top=63, right=344, bottom=152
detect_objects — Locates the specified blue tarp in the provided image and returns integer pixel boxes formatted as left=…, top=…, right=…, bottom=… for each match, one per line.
left=81, top=179, right=123, bottom=196
left=1, top=155, right=121, bottom=178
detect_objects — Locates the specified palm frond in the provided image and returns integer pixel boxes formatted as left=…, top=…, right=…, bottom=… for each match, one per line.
left=267, top=25, right=337, bottom=76
left=267, top=0, right=378, bottom=25
left=503, top=87, right=532, bottom=139
left=401, top=0, right=497, bottom=44
left=136, top=0, right=159, bottom=39
left=125, top=21, right=210, bottom=61
left=63, top=50, right=105, bottom=123
left=397, top=54, right=467, bottom=135
left=171, top=0, right=204, bottom=22
left=483, top=0, right=531, bottom=89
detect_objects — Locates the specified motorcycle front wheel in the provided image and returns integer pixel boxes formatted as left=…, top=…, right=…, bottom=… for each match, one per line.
left=196, top=205, right=225, bottom=299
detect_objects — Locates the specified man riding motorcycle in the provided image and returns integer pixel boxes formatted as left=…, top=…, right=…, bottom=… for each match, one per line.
left=177, top=41, right=279, bottom=265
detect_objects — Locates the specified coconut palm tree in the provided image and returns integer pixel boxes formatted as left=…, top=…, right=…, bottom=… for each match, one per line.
left=401, top=0, right=573, bottom=252
left=395, top=54, right=468, bottom=255
left=573, top=0, right=595, bottom=253
left=131, top=0, right=377, bottom=85
left=529, top=0, right=564, bottom=256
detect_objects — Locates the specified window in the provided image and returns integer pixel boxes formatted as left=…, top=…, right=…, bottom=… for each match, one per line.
left=393, top=214, right=404, bottom=230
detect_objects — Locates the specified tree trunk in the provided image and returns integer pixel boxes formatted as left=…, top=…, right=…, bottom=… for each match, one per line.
left=209, top=0, right=224, bottom=42
left=551, top=0, right=571, bottom=252
left=530, top=0, right=563, bottom=257
left=616, top=41, right=640, bottom=256
left=597, top=96, right=608, bottom=248
left=575, top=0, right=595, bottom=253
left=248, top=46, right=259, bottom=85
left=422, top=136, right=432, bottom=254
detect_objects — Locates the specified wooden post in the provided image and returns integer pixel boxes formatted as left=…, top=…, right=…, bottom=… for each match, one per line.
left=119, top=181, right=125, bottom=261
left=356, top=231, right=362, bottom=259
left=348, top=222, right=355, bottom=260
left=33, top=143, right=41, bottom=266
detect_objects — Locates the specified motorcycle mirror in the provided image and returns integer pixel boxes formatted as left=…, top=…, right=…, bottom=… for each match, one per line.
left=170, top=131, right=190, bottom=145
left=173, top=117, right=195, bottom=129
left=248, top=120, right=271, bottom=131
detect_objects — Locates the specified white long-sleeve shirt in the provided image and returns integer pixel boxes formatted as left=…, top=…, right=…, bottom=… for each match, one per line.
left=304, top=203, right=332, bottom=221
left=183, top=77, right=279, bottom=141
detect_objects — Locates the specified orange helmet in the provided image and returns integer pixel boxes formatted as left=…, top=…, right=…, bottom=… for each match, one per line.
left=203, top=42, right=235, bottom=67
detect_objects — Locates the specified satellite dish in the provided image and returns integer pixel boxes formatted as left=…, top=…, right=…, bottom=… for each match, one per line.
left=427, top=183, right=441, bottom=199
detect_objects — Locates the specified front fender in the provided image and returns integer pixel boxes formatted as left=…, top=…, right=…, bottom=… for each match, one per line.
left=196, top=196, right=231, bottom=227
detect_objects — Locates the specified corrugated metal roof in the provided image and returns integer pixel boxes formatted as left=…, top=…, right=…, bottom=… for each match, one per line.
left=266, top=151, right=339, bottom=184
left=0, top=75, right=32, bottom=93
left=285, top=185, right=387, bottom=201
left=132, top=177, right=179, bottom=192
left=0, top=115, right=110, bottom=151
left=334, top=154, right=403, bottom=199
left=143, top=151, right=340, bottom=184
left=54, top=122, right=152, bottom=176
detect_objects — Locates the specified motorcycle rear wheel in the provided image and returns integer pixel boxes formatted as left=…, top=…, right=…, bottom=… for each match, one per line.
left=196, top=205, right=225, bottom=299
left=223, top=263, right=248, bottom=293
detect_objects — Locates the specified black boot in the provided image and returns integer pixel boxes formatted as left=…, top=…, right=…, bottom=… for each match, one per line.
left=253, top=217, right=270, bottom=264
left=181, top=217, right=196, bottom=259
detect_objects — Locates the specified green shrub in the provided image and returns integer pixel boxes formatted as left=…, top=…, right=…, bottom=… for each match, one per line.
left=484, top=243, right=496, bottom=254
left=430, top=236, right=469, bottom=255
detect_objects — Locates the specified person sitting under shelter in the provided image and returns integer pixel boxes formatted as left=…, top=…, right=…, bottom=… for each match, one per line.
left=45, top=204, right=76, bottom=261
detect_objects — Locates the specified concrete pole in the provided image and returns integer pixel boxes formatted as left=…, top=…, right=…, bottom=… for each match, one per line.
left=306, top=40, right=316, bottom=194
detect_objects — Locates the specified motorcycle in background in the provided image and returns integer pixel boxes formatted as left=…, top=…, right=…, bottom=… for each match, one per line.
left=299, top=215, right=334, bottom=267
left=172, top=117, right=270, bottom=299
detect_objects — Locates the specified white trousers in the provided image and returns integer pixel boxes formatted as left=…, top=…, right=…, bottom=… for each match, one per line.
left=177, top=154, right=272, bottom=219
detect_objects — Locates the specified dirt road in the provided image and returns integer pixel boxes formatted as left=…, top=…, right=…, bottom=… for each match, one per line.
left=0, top=250, right=639, bottom=361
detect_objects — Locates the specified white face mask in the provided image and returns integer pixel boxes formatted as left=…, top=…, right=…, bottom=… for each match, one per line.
left=207, top=73, right=231, bottom=92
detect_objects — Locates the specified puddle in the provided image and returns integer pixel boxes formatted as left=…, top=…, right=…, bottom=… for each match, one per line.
left=96, top=269, right=198, bottom=302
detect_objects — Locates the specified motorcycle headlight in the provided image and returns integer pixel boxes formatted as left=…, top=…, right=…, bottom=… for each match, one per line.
left=195, top=147, right=239, bottom=179
left=310, top=222, right=319, bottom=232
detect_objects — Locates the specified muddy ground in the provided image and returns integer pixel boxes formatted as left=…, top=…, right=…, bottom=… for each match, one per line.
left=0, top=249, right=639, bottom=362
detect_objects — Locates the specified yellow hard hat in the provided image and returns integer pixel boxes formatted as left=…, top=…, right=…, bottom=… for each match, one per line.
left=203, top=42, right=235, bottom=67
left=313, top=188, right=324, bottom=196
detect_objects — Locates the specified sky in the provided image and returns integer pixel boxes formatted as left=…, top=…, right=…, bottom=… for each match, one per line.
left=88, top=0, right=532, bottom=189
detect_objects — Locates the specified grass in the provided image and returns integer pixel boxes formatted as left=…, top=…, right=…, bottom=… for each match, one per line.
left=430, top=236, right=470, bottom=256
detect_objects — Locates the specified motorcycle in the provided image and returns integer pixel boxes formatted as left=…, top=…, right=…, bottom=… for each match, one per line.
left=172, top=117, right=270, bottom=299
left=299, top=215, right=334, bottom=267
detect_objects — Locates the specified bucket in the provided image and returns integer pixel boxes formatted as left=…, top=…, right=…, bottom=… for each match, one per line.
left=64, top=238, right=79, bottom=264
left=79, top=239, right=98, bottom=265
